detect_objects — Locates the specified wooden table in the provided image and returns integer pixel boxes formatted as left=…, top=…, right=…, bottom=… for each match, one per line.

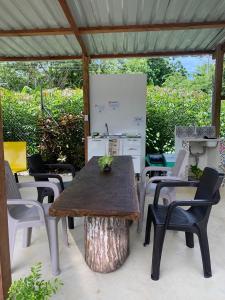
left=49, top=156, right=139, bottom=273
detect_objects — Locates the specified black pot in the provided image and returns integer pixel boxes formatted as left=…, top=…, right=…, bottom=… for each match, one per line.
left=103, top=164, right=111, bottom=172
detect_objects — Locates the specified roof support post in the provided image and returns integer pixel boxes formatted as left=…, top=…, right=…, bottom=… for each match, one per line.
left=0, top=97, right=11, bottom=300
left=212, top=44, right=224, bottom=137
left=82, top=56, right=90, bottom=163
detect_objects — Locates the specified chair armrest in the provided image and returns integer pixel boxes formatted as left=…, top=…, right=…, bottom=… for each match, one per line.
left=45, top=163, right=76, bottom=177
left=153, top=181, right=199, bottom=206
left=29, top=173, right=64, bottom=191
left=7, top=199, right=46, bottom=222
left=148, top=175, right=184, bottom=183
left=141, top=166, right=171, bottom=180
left=164, top=199, right=214, bottom=229
left=18, top=181, right=60, bottom=198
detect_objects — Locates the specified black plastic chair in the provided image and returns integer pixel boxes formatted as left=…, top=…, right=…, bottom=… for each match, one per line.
left=143, top=167, right=224, bottom=280
left=28, top=154, right=76, bottom=229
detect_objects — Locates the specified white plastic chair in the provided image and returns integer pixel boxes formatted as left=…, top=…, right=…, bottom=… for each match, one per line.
left=137, top=149, right=188, bottom=232
left=5, top=161, right=68, bottom=276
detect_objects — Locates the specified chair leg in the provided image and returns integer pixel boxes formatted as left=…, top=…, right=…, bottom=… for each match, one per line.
left=185, top=232, right=194, bottom=248
left=37, top=189, right=44, bottom=203
left=144, top=205, right=152, bottom=246
left=197, top=229, right=212, bottom=278
left=137, top=190, right=146, bottom=233
left=151, top=225, right=165, bottom=281
left=22, top=228, right=32, bottom=248
left=47, top=219, right=60, bottom=276
left=61, top=218, right=69, bottom=247
left=48, top=194, right=54, bottom=203
left=8, top=223, right=17, bottom=262
left=68, top=217, right=74, bottom=229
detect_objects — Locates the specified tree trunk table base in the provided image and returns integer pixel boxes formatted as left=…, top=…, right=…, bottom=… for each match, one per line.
left=84, top=217, right=129, bottom=273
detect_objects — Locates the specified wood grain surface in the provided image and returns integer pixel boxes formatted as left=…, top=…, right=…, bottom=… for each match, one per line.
left=49, top=156, right=139, bottom=221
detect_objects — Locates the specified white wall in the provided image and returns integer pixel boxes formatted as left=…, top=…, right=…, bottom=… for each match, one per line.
left=90, top=74, right=146, bottom=156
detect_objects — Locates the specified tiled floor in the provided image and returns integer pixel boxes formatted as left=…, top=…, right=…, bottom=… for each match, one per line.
left=11, top=176, right=225, bottom=300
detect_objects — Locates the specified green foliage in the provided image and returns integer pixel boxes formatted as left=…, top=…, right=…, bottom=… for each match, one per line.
left=0, top=58, right=187, bottom=92
left=98, top=156, right=113, bottom=171
left=191, top=165, right=203, bottom=180
left=163, top=64, right=214, bottom=94
left=1, top=88, right=40, bottom=153
left=7, top=263, right=63, bottom=300
left=1, top=58, right=221, bottom=163
left=38, top=114, right=84, bottom=169
left=2, top=88, right=84, bottom=168
left=146, top=58, right=187, bottom=86
left=146, top=85, right=211, bottom=153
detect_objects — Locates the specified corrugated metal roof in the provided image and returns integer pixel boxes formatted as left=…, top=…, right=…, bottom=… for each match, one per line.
left=0, top=35, right=81, bottom=57
left=0, top=0, right=225, bottom=59
left=0, top=0, right=69, bottom=29
left=83, top=29, right=225, bottom=55
left=68, top=0, right=225, bottom=26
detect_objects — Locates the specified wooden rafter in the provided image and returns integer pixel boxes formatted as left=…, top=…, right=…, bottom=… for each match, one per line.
left=0, top=55, right=82, bottom=62
left=1, top=20, right=225, bottom=37
left=79, top=20, right=225, bottom=35
left=0, top=28, right=73, bottom=37
left=58, top=0, right=88, bottom=56
left=90, top=50, right=213, bottom=59
left=0, top=50, right=213, bottom=62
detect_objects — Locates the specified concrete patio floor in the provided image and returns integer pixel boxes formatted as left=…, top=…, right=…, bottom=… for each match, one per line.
left=11, top=175, right=225, bottom=300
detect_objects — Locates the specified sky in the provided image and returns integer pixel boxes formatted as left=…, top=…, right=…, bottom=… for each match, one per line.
left=174, top=56, right=213, bottom=75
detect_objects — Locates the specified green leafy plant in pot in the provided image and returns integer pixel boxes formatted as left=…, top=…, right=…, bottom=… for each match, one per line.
left=7, top=263, right=63, bottom=300
left=98, top=156, right=113, bottom=172
left=191, top=165, right=203, bottom=180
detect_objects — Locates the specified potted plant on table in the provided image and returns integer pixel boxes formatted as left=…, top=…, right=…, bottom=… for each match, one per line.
left=98, top=156, right=113, bottom=173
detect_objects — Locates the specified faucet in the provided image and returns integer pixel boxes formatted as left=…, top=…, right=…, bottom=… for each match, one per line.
left=105, top=123, right=109, bottom=136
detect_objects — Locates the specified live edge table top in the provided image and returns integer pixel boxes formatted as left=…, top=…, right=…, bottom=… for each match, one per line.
left=49, top=156, right=139, bottom=221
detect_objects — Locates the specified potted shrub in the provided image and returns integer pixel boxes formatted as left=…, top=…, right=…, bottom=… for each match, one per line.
left=98, top=156, right=113, bottom=173
left=7, top=263, right=63, bottom=300
left=190, top=165, right=203, bottom=180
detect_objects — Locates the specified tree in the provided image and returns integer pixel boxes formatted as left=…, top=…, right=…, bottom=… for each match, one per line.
left=146, top=58, right=187, bottom=86
left=163, top=64, right=214, bottom=95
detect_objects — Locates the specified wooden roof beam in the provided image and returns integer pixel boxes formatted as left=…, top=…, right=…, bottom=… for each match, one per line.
left=79, top=20, right=225, bottom=35
left=0, top=55, right=82, bottom=62
left=0, top=50, right=213, bottom=62
left=0, top=28, right=73, bottom=37
left=58, top=0, right=88, bottom=56
left=1, top=20, right=225, bottom=38
left=90, top=50, right=213, bottom=59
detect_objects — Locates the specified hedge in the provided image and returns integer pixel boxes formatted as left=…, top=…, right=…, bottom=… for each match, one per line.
left=1, top=85, right=214, bottom=168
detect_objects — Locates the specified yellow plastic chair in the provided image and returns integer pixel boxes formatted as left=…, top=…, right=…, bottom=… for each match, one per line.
left=3, top=141, right=27, bottom=181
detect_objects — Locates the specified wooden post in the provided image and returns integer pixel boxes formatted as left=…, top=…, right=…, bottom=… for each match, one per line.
left=82, top=56, right=90, bottom=163
left=0, top=97, right=11, bottom=300
left=212, top=44, right=224, bottom=137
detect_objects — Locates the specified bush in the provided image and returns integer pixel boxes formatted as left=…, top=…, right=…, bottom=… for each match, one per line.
left=1, top=85, right=217, bottom=163
left=38, top=114, right=85, bottom=170
left=7, top=263, right=62, bottom=300
left=146, top=86, right=211, bottom=153
left=2, top=88, right=84, bottom=168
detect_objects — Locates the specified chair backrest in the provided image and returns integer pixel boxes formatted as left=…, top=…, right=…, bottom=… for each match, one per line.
left=195, top=167, right=223, bottom=202
left=4, top=161, right=21, bottom=200
left=190, top=167, right=224, bottom=221
left=28, top=154, right=47, bottom=174
left=170, top=149, right=188, bottom=178
left=3, top=141, right=27, bottom=173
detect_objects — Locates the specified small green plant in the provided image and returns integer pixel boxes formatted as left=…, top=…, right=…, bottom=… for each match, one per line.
left=7, top=263, right=63, bottom=300
left=191, top=165, right=203, bottom=180
left=98, top=156, right=113, bottom=171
